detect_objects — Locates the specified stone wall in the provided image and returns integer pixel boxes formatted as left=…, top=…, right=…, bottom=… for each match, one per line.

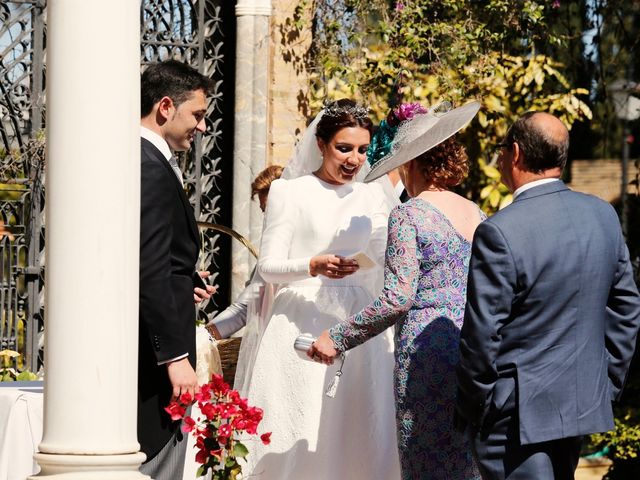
left=567, top=158, right=638, bottom=203
left=268, top=0, right=313, bottom=166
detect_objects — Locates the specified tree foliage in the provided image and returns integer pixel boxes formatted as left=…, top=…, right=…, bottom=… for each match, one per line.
left=296, top=0, right=592, bottom=212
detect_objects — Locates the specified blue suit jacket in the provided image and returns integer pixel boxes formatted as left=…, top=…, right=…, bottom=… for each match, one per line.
left=456, top=181, right=640, bottom=445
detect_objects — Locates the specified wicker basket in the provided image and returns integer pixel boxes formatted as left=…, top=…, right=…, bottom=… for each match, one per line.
left=216, top=337, right=242, bottom=384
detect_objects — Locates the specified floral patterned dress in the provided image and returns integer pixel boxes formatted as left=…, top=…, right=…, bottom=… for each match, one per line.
left=330, top=198, right=484, bottom=480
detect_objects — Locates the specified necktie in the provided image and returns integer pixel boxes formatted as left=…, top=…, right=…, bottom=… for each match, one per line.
left=168, top=156, right=184, bottom=187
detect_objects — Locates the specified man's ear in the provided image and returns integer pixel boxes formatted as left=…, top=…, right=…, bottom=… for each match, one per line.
left=512, top=142, right=523, bottom=169
left=157, top=96, right=174, bottom=121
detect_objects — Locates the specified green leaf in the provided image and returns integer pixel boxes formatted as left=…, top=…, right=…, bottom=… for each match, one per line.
left=488, top=189, right=501, bottom=208
left=16, top=370, right=38, bottom=381
left=480, top=185, right=494, bottom=199
left=232, top=442, right=249, bottom=458
left=482, top=165, right=501, bottom=180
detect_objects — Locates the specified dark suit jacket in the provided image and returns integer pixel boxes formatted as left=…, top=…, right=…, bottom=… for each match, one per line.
left=138, top=138, right=200, bottom=459
left=456, top=181, right=640, bottom=445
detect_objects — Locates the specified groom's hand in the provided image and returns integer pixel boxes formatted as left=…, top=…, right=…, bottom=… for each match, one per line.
left=194, top=270, right=217, bottom=303
left=166, top=357, right=198, bottom=400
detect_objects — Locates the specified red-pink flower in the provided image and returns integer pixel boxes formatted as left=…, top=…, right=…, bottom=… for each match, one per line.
left=195, top=447, right=209, bottom=465
left=210, top=374, right=230, bottom=394
left=180, top=375, right=270, bottom=477
left=209, top=448, right=223, bottom=459
left=219, top=403, right=238, bottom=419
left=232, top=417, right=248, bottom=430
left=164, top=401, right=185, bottom=421
left=228, top=389, right=241, bottom=403
left=181, top=416, right=196, bottom=433
left=201, top=402, right=220, bottom=420
left=217, top=423, right=232, bottom=444
left=179, top=391, right=193, bottom=405
left=195, top=384, right=212, bottom=403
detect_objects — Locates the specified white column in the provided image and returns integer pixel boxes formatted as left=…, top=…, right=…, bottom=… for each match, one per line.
left=30, top=0, right=147, bottom=478
left=231, top=0, right=272, bottom=298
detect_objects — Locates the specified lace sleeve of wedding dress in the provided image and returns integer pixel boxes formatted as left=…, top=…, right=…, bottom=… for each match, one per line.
left=257, top=179, right=313, bottom=284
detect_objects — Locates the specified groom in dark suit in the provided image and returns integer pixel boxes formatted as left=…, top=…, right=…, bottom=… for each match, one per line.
left=138, top=60, right=213, bottom=479
left=456, top=111, right=640, bottom=479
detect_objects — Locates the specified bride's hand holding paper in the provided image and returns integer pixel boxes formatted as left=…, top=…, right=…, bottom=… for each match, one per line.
left=349, top=251, right=375, bottom=270
left=309, top=254, right=359, bottom=279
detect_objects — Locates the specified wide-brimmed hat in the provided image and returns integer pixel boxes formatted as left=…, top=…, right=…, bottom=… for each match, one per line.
left=364, top=101, right=481, bottom=182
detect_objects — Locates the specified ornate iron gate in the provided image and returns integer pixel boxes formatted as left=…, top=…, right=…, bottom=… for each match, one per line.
left=0, top=0, right=235, bottom=374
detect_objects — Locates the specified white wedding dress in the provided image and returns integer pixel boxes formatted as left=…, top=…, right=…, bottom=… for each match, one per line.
left=240, top=174, right=401, bottom=479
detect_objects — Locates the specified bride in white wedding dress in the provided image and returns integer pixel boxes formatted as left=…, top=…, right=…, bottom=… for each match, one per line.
left=240, top=99, right=401, bottom=479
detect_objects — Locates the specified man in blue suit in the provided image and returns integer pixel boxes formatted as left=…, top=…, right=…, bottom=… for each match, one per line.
left=456, top=111, right=640, bottom=479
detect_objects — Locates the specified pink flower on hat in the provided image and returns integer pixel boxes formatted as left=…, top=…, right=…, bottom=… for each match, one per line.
left=394, top=103, right=428, bottom=122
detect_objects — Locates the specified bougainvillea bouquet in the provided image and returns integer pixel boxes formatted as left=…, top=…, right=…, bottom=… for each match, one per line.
left=165, top=374, right=271, bottom=479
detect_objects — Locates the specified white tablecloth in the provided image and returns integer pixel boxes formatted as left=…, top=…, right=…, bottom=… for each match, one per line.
left=0, top=383, right=43, bottom=480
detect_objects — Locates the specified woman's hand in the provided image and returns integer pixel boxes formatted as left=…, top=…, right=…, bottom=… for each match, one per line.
left=308, top=330, right=338, bottom=365
left=309, top=254, right=359, bottom=279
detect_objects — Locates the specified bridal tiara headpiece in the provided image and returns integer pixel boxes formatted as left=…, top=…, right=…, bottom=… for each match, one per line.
left=322, top=100, right=370, bottom=120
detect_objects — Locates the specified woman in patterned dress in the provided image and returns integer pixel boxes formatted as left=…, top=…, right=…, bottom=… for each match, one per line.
left=311, top=102, right=484, bottom=480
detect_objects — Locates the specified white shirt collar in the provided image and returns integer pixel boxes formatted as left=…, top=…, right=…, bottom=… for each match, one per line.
left=140, top=126, right=172, bottom=161
left=513, top=178, right=560, bottom=200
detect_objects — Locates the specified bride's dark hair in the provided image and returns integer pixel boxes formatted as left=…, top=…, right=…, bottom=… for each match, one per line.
left=315, top=99, right=373, bottom=143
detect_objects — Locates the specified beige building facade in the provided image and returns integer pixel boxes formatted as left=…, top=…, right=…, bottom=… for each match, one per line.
left=267, top=0, right=313, bottom=166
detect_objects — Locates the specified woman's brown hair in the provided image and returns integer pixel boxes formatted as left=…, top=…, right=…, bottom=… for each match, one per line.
left=251, top=165, right=284, bottom=199
left=414, top=136, right=468, bottom=188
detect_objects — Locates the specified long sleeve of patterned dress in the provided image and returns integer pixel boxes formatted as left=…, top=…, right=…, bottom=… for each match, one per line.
left=330, top=204, right=419, bottom=352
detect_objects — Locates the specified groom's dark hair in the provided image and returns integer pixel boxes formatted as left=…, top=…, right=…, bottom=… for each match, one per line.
left=141, top=60, right=213, bottom=117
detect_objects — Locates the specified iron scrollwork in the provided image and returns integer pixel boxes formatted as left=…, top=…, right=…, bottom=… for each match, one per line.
left=0, top=0, right=233, bottom=373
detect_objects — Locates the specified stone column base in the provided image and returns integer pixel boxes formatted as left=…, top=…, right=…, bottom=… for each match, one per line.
left=29, top=453, right=149, bottom=479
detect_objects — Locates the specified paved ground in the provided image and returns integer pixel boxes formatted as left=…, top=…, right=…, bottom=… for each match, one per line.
left=575, top=458, right=612, bottom=480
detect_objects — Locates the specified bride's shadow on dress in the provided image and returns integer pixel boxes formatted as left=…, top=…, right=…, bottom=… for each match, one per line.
left=321, top=215, right=372, bottom=257
left=247, top=438, right=315, bottom=479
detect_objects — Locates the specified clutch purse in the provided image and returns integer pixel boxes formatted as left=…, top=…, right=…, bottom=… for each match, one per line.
left=293, top=333, right=316, bottom=361
left=293, top=333, right=345, bottom=398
